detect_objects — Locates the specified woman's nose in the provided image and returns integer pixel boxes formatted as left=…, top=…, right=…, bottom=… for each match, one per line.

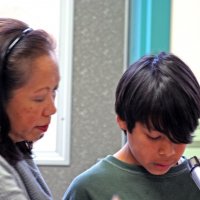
left=43, top=97, right=57, bottom=116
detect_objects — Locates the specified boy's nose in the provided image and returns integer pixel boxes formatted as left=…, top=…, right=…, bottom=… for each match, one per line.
left=159, top=139, right=175, bottom=157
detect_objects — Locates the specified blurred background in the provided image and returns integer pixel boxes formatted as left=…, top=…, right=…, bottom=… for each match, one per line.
left=1, top=0, right=200, bottom=199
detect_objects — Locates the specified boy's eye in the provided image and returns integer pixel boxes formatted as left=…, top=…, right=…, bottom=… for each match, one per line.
left=147, top=135, right=161, bottom=140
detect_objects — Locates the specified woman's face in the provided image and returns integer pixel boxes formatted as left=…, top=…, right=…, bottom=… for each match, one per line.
left=6, top=54, right=60, bottom=143
left=116, top=117, right=187, bottom=175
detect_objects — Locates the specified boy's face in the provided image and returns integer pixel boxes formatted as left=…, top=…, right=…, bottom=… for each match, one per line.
left=117, top=118, right=186, bottom=175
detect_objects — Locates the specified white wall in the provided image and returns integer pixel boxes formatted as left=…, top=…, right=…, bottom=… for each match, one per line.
left=171, top=0, right=200, bottom=82
left=171, top=0, right=200, bottom=156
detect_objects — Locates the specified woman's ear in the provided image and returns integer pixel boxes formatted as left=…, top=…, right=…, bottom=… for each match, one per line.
left=116, top=115, right=127, bottom=131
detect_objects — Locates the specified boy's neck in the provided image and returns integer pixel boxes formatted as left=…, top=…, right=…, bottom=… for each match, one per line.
left=113, top=143, right=139, bottom=165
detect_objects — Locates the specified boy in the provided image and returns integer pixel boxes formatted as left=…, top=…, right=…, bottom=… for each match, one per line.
left=63, top=52, right=200, bottom=200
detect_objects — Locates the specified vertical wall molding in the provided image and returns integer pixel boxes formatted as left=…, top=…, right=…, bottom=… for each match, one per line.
left=128, top=0, right=171, bottom=64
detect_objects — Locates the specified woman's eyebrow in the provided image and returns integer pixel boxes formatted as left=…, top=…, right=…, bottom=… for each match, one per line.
left=34, top=87, right=49, bottom=94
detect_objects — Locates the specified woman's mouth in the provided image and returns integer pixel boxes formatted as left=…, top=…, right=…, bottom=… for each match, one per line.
left=37, top=125, right=49, bottom=132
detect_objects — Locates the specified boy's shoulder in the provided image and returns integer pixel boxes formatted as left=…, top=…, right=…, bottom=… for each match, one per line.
left=64, top=155, right=126, bottom=199
left=73, top=156, right=111, bottom=183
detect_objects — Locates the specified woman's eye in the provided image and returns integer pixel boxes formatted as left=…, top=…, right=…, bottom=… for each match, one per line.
left=34, top=97, right=45, bottom=102
left=52, top=90, right=57, bottom=99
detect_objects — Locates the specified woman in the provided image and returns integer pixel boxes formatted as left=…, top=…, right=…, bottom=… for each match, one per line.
left=0, top=18, right=60, bottom=200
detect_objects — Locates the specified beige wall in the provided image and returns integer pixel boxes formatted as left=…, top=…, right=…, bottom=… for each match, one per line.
left=39, top=0, right=200, bottom=198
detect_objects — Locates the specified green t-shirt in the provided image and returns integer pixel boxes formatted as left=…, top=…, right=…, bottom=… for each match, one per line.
left=63, top=155, right=200, bottom=200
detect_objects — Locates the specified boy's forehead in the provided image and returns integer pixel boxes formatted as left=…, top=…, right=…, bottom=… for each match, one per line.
left=142, top=122, right=157, bottom=131
left=140, top=117, right=165, bottom=131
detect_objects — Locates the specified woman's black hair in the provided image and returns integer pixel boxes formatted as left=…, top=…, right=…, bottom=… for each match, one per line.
left=115, top=52, right=200, bottom=144
left=0, top=18, right=56, bottom=165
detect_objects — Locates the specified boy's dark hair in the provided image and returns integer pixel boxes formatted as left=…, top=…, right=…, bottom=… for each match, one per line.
left=115, top=52, right=200, bottom=144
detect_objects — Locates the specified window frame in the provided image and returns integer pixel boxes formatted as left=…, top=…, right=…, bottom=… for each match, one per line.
left=128, top=0, right=171, bottom=64
left=33, top=0, right=73, bottom=166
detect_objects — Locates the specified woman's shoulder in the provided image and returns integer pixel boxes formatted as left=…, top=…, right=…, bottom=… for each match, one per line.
left=0, top=155, right=19, bottom=177
left=0, top=155, right=29, bottom=199
left=0, top=155, right=13, bottom=169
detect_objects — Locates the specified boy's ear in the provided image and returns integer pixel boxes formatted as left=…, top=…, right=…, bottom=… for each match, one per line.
left=116, top=115, right=127, bottom=131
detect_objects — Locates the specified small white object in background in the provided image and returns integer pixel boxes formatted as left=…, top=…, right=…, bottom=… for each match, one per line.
left=111, top=194, right=121, bottom=200
left=187, top=156, right=200, bottom=190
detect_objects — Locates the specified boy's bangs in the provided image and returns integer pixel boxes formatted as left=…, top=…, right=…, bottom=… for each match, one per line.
left=142, top=95, right=194, bottom=144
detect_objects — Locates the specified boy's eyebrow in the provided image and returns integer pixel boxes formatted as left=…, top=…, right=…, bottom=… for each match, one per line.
left=142, top=122, right=154, bottom=130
